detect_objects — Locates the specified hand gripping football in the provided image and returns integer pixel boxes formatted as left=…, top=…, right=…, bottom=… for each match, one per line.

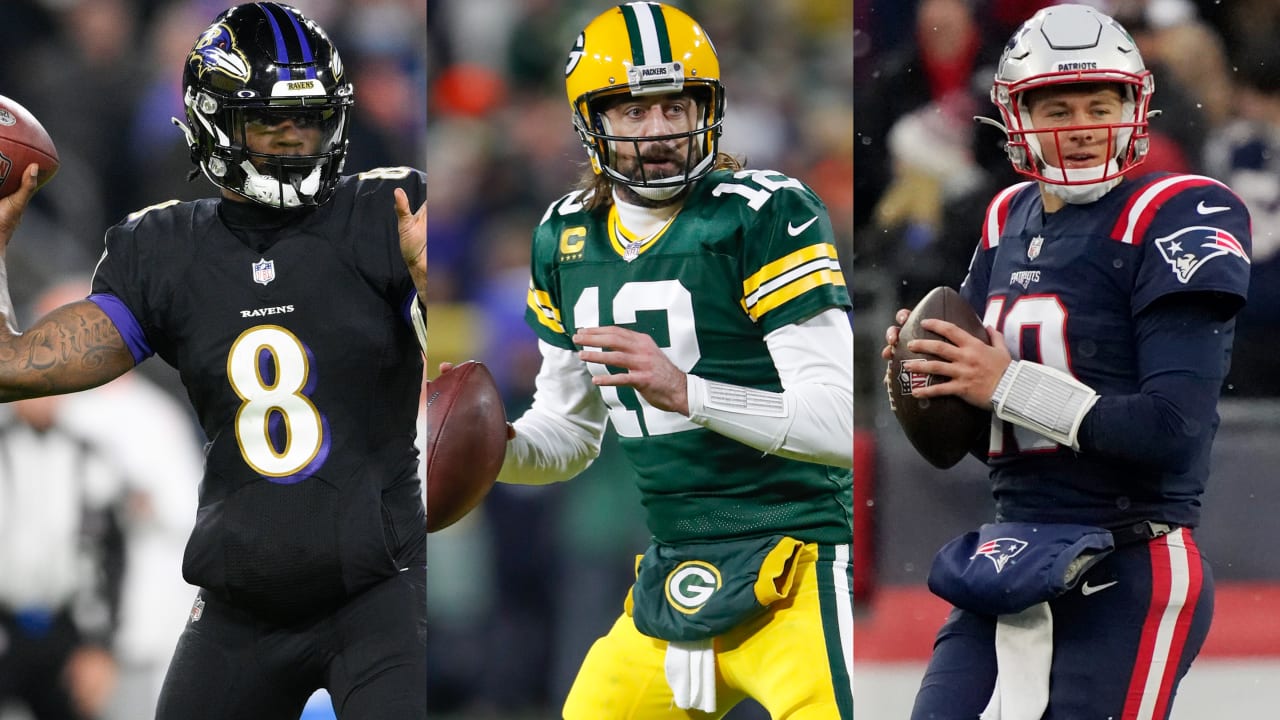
left=0, top=96, right=58, bottom=199
left=888, top=286, right=990, bottom=469
left=426, top=361, right=507, bottom=532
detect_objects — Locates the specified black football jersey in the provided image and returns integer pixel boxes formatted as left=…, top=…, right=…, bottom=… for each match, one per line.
left=90, top=168, right=425, bottom=619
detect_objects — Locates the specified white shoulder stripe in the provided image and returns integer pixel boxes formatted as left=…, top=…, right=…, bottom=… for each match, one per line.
left=984, top=182, right=1034, bottom=248
left=1117, top=174, right=1227, bottom=245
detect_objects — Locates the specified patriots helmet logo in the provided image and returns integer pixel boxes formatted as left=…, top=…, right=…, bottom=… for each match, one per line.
left=1154, top=225, right=1250, bottom=284
left=973, top=537, right=1029, bottom=573
left=189, top=23, right=250, bottom=83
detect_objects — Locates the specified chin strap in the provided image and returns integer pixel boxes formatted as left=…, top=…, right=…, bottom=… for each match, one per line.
left=1040, top=173, right=1123, bottom=205
left=239, top=161, right=322, bottom=208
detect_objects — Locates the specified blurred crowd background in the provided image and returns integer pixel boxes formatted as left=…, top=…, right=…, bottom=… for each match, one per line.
left=854, top=0, right=1280, bottom=413
left=426, top=0, right=852, bottom=717
left=0, top=1, right=425, bottom=719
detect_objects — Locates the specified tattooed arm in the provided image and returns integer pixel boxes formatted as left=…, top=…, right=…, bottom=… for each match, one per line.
left=0, top=165, right=134, bottom=401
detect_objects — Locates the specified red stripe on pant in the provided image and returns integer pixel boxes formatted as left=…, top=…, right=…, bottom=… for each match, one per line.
left=1122, top=529, right=1203, bottom=720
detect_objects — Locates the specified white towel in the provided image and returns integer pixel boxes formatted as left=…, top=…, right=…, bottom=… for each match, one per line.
left=980, top=602, right=1053, bottom=720
left=664, top=639, right=716, bottom=712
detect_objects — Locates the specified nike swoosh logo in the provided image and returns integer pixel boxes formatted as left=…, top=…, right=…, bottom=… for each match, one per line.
left=787, top=217, right=818, bottom=236
left=1197, top=201, right=1230, bottom=215
left=1081, top=580, right=1119, bottom=596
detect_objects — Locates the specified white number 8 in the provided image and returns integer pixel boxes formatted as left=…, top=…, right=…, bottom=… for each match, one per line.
left=227, top=326, right=324, bottom=477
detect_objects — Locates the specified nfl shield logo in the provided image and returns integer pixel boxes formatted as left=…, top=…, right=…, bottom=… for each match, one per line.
left=252, top=258, right=275, bottom=285
left=1027, top=235, right=1044, bottom=261
left=190, top=596, right=206, bottom=623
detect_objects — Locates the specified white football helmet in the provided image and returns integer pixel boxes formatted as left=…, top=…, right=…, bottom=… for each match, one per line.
left=983, top=4, right=1154, bottom=203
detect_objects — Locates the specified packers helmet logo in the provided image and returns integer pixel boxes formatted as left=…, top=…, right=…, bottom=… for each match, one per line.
left=190, top=23, right=250, bottom=83
left=565, top=32, right=586, bottom=77
left=665, top=561, right=722, bottom=615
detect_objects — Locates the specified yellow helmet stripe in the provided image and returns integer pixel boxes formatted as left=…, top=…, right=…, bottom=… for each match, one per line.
left=621, top=2, right=672, bottom=66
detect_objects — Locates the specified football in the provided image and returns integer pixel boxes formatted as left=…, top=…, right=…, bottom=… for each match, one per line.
left=888, top=286, right=990, bottom=469
left=425, top=361, right=507, bottom=532
left=0, top=96, right=58, bottom=200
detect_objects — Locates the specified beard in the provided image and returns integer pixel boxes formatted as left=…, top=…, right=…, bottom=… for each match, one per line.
left=610, top=142, right=701, bottom=207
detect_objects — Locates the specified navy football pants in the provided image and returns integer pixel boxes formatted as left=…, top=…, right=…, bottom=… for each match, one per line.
left=912, top=528, right=1212, bottom=720
left=155, top=567, right=426, bottom=720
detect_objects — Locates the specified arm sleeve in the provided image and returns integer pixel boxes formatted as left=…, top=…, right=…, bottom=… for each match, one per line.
left=1076, top=294, right=1232, bottom=473
left=687, top=308, right=853, bottom=468
left=497, top=340, right=611, bottom=485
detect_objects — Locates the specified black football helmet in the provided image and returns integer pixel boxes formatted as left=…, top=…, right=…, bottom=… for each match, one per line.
left=174, top=2, right=352, bottom=208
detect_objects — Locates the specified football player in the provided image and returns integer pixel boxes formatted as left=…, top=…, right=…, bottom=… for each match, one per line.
left=0, top=4, right=426, bottom=719
left=491, top=3, right=854, bottom=718
left=881, top=4, right=1250, bottom=717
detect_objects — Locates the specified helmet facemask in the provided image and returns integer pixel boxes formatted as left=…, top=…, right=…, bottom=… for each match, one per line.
left=574, top=82, right=723, bottom=201
left=994, top=75, right=1152, bottom=204
left=180, top=88, right=351, bottom=208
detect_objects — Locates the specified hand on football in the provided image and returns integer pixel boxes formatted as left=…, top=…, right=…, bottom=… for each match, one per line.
left=575, top=325, right=689, bottom=416
left=436, top=361, right=515, bottom=439
left=0, top=164, right=40, bottom=255
left=904, top=319, right=1011, bottom=411
left=395, top=188, right=426, bottom=300
left=881, top=307, right=911, bottom=392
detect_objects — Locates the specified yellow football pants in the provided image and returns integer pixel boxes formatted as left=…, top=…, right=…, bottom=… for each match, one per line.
left=562, top=543, right=853, bottom=719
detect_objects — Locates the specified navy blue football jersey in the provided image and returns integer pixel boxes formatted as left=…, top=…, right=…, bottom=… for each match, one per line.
left=89, top=168, right=425, bottom=619
left=960, top=173, right=1251, bottom=528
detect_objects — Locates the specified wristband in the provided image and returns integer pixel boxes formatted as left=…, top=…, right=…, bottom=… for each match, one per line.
left=991, top=360, right=1098, bottom=450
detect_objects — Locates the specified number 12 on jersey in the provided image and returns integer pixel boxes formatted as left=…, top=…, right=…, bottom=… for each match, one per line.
left=574, top=280, right=700, bottom=438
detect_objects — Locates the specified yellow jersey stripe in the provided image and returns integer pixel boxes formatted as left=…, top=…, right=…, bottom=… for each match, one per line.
left=747, top=265, right=847, bottom=321
left=526, top=285, right=565, bottom=334
left=742, top=243, right=839, bottom=297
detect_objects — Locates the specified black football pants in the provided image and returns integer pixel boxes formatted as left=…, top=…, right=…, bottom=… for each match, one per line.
left=155, top=567, right=426, bottom=720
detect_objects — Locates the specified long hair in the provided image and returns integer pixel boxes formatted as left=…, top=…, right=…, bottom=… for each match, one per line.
left=576, top=152, right=744, bottom=213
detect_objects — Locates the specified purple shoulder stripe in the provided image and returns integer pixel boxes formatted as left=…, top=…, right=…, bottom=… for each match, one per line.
left=402, top=290, right=420, bottom=326
left=86, top=293, right=154, bottom=365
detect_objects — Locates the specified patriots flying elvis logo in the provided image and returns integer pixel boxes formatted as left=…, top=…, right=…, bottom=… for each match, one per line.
left=1154, top=225, right=1250, bottom=284
left=973, top=537, right=1028, bottom=573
